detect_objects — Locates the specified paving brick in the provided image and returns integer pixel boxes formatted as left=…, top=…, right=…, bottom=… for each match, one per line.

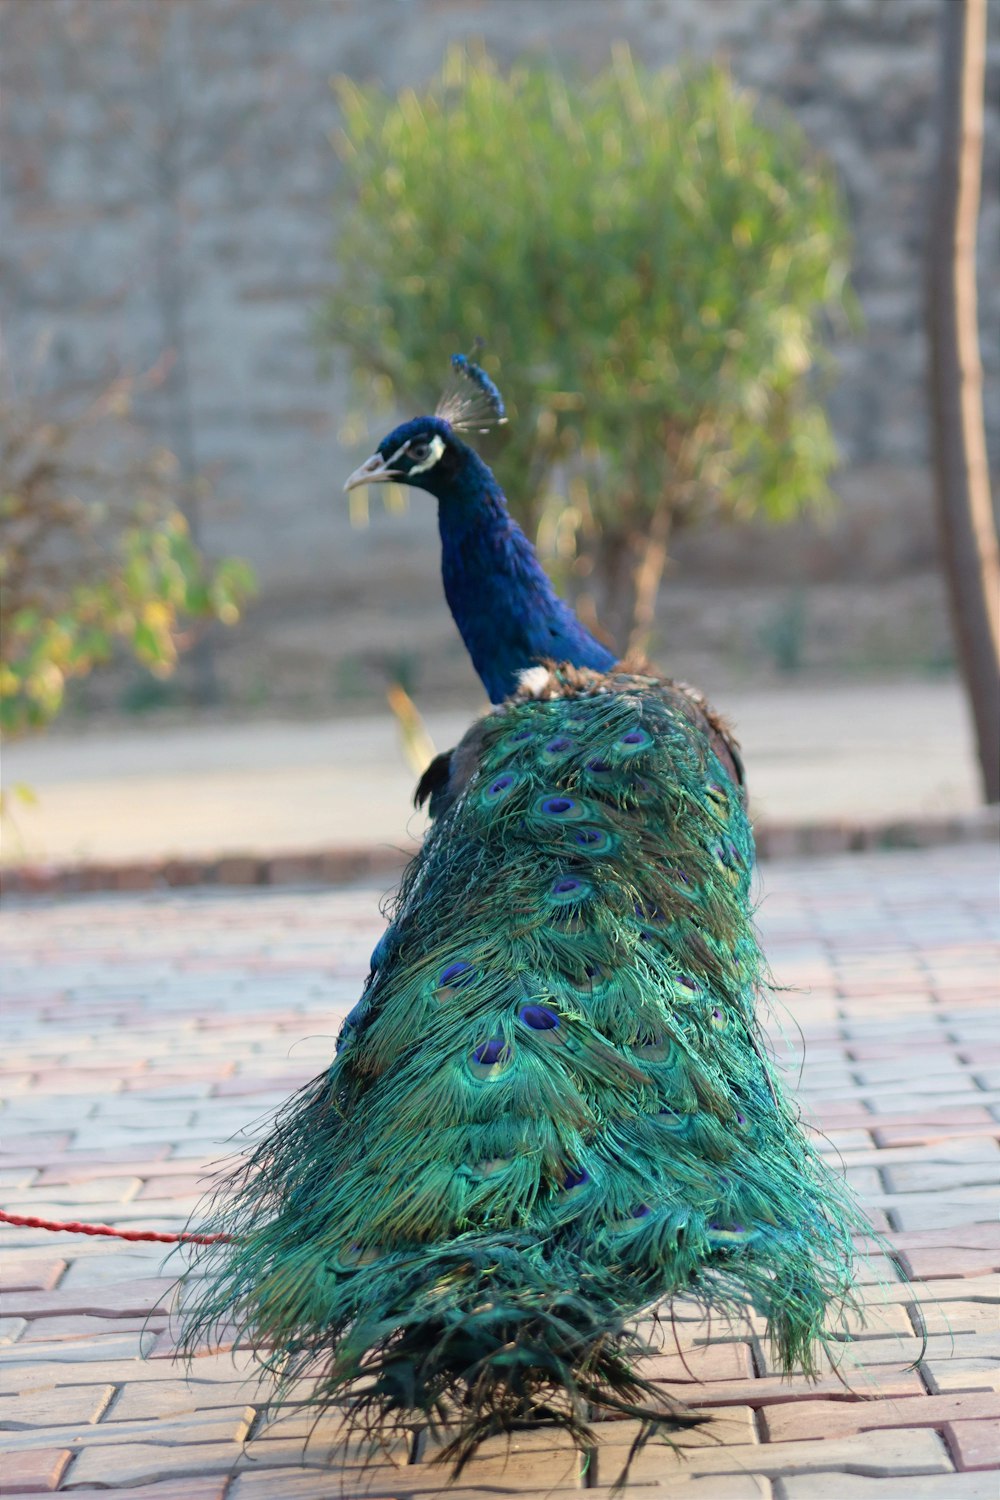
left=0, top=1384, right=114, bottom=1428
left=944, top=1417, right=1000, bottom=1471
left=8, top=1484, right=228, bottom=1500
left=60, top=1442, right=245, bottom=1489
left=37, top=1150, right=176, bottom=1185
left=56, top=1252, right=173, bottom=1290
left=0, top=1167, right=40, bottom=1188
left=0, top=1446, right=72, bottom=1493
left=896, top=1275, right=999, bottom=1305
left=0, top=1132, right=73, bottom=1156
left=1, top=1317, right=28, bottom=1345
left=775, top=1472, right=997, bottom=1499
left=2, top=1277, right=173, bottom=1321
left=681, top=1368, right=927, bottom=1408
left=921, top=1357, right=1000, bottom=1394
left=915, top=1300, right=1000, bottom=1336
left=646, top=1341, right=754, bottom=1383
left=873, top=1121, right=1000, bottom=1148
left=881, top=1153, right=1000, bottom=1195
left=134, top=1173, right=213, bottom=1198
left=230, top=1470, right=771, bottom=1500
left=599, top=1426, right=954, bottom=1480
left=1, top=1175, right=144, bottom=1206
left=227, top=1473, right=493, bottom=1500
left=755, top=1330, right=923, bottom=1376
left=0, top=1331, right=149, bottom=1362
left=882, top=1197, right=1000, bottom=1232
left=109, top=1378, right=265, bottom=1421
left=0, top=1261, right=66, bottom=1293
left=761, top=1390, right=1000, bottom=1441
left=899, top=1247, right=1000, bottom=1280
left=5, top=1349, right=254, bottom=1391
left=745, top=1303, right=914, bottom=1341
left=15, top=1314, right=168, bottom=1343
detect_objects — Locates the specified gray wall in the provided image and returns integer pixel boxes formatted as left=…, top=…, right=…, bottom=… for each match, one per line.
left=2, top=0, right=998, bottom=699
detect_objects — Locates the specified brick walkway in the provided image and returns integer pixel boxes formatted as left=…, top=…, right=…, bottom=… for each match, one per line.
left=1, top=847, right=997, bottom=1498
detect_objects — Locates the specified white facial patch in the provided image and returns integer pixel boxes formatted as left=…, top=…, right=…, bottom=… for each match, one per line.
left=406, top=433, right=446, bottom=476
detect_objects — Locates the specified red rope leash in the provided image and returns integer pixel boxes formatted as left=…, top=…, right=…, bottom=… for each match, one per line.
left=0, top=1208, right=232, bottom=1245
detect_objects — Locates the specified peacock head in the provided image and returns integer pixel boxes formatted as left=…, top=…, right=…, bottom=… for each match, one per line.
left=344, top=354, right=506, bottom=501
left=344, top=415, right=465, bottom=499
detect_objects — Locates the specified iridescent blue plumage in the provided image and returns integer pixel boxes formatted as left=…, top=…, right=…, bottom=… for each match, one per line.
left=346, top=408, right=615, bottom=703
left=433, top=440, right=615, bottom=702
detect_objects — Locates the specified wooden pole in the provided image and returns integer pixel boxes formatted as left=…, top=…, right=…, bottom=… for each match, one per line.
left=927, top=0, right=999, bottom=802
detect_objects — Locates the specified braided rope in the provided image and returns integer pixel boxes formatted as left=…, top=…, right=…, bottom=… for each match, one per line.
left=0, top=1207, right=231, bottom=1245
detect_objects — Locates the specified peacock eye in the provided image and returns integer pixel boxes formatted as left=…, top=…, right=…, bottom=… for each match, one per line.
left=408, top=440, right=431, bottom=462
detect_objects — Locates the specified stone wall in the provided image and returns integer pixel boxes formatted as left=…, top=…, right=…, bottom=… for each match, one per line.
left=2, top=0, right=997, bottom=702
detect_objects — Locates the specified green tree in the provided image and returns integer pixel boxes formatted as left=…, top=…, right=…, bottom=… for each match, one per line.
left=321, top=45, right=853, bottom=653
left=0, top=374, right=255, bottom=735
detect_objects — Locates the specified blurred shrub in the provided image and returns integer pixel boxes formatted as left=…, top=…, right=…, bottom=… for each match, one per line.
left=322, top=44, right=853, bottom=650
left=0, top=374, right=255, bottom=735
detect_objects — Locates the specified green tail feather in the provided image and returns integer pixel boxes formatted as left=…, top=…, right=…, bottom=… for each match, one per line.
left=181, top=668, right=872, bottom=1473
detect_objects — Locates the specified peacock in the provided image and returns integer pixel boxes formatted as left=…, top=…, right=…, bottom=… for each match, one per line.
left=181, top=356, right=869, bottom=1477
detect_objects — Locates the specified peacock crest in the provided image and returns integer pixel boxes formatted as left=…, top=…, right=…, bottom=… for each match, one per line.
left=435, top=349, right=507, bottom=433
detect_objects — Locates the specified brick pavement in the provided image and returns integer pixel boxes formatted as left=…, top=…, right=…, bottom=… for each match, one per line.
left=0, top=846, right=997, bottom=1498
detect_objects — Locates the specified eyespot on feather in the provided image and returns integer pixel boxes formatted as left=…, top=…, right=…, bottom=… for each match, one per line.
left=632, top=1034, right=676, bottom=1062
left=333, top=1242, right=382, bottom=1269
left=570, top=825, right=614, bottom=854
left=467, top=1035, right=513, bottom=1080
left=584, top=757, right=613, bottom=776
left=518, top=1002, right=560, bottom=1031
left=714, top=840, right=744, bottom=886
left=533, top=793, right=589, bottom=822
left=671, top=973, right=701, bottom=1001
left=616, top=726, right=654, bottom=753
left=471, top=1036, right=507, bottom=1066
left=705, top=781, right=729, bottom=814
left=547, top=874, right=592, bottom=906
left=707, top=1222, right=757, bottom=1246
left=482, top=771, right=519, bottom=805
left=439, top=961, right=475, bottom=989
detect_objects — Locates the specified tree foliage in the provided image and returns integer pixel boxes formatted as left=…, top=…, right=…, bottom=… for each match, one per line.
left=0, top=375, right=255, bottom=735
left=321, top=45, right=854, bottom=649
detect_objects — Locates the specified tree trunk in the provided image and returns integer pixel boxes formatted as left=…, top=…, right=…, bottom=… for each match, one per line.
left=927, top=0, right=999, bottom=802
left=627, top=503, right=673, bottom=659
left=594, top=528, right=635, bottom=657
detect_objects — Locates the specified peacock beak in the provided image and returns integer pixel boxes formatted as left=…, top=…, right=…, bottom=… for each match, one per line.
left=344, top=453, right=397, bottom=491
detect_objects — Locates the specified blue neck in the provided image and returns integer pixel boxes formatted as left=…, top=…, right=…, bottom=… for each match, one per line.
left=433, top=447, right=616, bottom=704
